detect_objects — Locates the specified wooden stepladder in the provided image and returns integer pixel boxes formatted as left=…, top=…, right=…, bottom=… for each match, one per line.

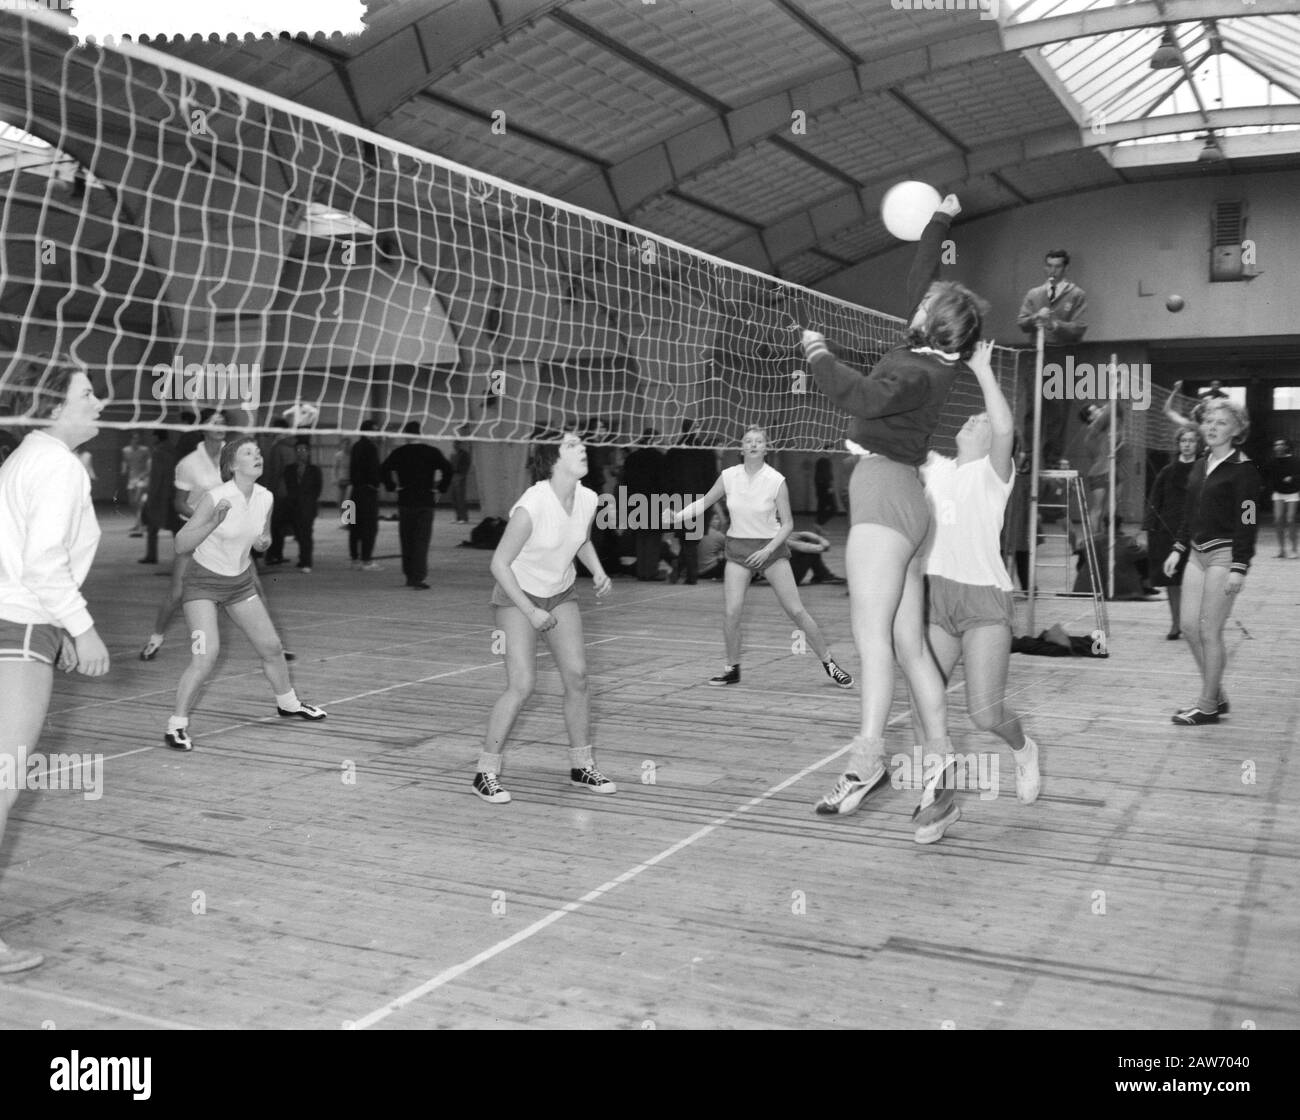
left=1027, top=468, right=1109, bottom=641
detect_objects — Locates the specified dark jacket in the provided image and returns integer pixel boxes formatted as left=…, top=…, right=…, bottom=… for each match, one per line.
left=382, top=443, right=453, bottom=508
left=1174, top=449, right=1262, bottom=575
left=349, top=436, right=382, bottom=490
left=810, top=214, right=963, bottom=467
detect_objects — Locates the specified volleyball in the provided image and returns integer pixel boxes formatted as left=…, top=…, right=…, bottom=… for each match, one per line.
left=880, top=180, right=943, bottom=242
left=283, top=402, right=320, bottom=428
left=1166, top=294, right=1185, bottom=312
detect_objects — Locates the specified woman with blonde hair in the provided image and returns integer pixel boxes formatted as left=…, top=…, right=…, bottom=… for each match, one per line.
left=672, top=425, right=853, bottom=690
left=1163, top=399, right=1260, bottom=725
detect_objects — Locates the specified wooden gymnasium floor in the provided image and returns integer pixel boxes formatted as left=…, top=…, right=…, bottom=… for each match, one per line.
left=1, top=507, right=1296, bottom=1031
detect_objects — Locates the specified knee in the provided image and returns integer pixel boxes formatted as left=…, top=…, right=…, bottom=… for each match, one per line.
left=563, top=669, right=589, bottom=697
left=970, top=705, right=1006, bottom=734
left=259, top=640, right=285, bottom=662
left=506, top=676, right=535, bottom=705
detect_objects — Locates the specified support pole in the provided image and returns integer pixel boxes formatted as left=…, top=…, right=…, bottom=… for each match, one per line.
left=1027, top=326, right=1045, bottom=634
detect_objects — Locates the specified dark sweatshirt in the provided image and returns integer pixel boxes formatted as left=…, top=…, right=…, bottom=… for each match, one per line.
left=809, top=213, right=964, bottom=467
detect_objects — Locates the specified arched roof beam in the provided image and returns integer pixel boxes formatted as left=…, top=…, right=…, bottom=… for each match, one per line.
left=1001, top=0, right=1300, bottom=52
left=561, top=26, right=1005, bottom=218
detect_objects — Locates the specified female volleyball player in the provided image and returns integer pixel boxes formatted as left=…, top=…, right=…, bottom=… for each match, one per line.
left=0, top=368, right=111, bottom=972
left=1266, top=439, right=1299, bottom=558
left=671, top=425, right=852, bottom=689
left=164, top=435, right=325, bottom=751
left=800, top=192, right=987, bottom=821
left=1144, top=429, right=1201, bottom=639
left=908, top=340, right=1040, bottom=843
left=473, top=431, right=615, bottom=804
left=1163, top=399, right=1260, bottom=725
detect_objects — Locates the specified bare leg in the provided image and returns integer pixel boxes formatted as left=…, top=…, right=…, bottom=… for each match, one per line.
left=1179, top=558, right=1208, bottom=687
left=720, top=560, right=751, bottom=665
left=173, top=599, right=221, bottom=718
left=0, top=660, right=53, bottom=969
left=480, top=605, right=538, bottom=768
left=1191, top=565, right=1236, bottom=711
left=540, top=600, right=590, bottom=754
left=764, top=559, right=833, bottom=661
left=224, top=595, right=292, bottom=697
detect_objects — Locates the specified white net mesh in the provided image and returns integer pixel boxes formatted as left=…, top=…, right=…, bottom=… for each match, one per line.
left=0, top=8, right=1024, bottom=450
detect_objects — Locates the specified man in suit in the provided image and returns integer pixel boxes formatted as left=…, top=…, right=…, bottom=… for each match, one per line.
left=382, top=421, right=453, bottom=589
left=284, top=440, right=323, bottom=572
left=1017, top=249, right=1088, bottom=465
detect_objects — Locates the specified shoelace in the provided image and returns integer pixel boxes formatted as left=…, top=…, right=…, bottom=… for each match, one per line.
left=577, top=766, right=606, bottom=784
left=824, top=775, right=857, bottom=803
left=481, top=773, right=505, bottom=794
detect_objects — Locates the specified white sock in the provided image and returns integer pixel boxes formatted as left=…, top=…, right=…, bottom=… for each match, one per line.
left=276, top=690, right=300, bottom=711
left=167, top=715, right=188, bottom=732
left=569, top=745, right=594, bottom=770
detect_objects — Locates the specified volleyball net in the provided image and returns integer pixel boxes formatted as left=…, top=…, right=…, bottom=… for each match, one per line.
left=0, top=7, right=1024, bottom=449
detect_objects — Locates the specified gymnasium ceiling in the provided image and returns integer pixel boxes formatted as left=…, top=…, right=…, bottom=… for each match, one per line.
left=99, top=0, right=1300, bottom=288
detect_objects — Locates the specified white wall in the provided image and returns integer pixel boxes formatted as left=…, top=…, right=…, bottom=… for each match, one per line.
left=817, top=169, right=1300, bottom=345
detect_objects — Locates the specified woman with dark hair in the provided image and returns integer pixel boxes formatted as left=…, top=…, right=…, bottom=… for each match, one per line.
left=799, top=193, right=984, bottom=824
left=1163, top=399, right=1261, bottom=725
left=1266, top=439, right=1299, bottom=558
left=671, top=425, right=852, bottom=689
left=1144, top=428, right=1201, bottom=638
left=473, top=431, right=615, bottom=804
left=164, top=434, right=325, bottom=751
left=0, top=367, right=111, bottom=972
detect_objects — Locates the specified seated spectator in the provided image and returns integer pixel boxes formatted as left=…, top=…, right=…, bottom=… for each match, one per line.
left=788, top=530, right=847, bottom=585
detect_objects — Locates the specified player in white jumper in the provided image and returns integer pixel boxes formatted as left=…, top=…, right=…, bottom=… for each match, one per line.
left=674, top=426, right=852, bottom=689
left=908, top=340, right=1041, bottom=843
left=0, top=368, right=111, bottom=972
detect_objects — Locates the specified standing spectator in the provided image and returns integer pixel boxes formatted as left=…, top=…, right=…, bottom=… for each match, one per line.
left=814, top=449, right=840, bottom=527
left=1163, top=399, right=1261, bottom=725
left=382, top=421, right=453, bottom=590
left=0, top=366, right=111, bottom=974
left=139, top=430, right=180, bottom=565
left=261, top=419, right=297, bottom=565
left=1144, top=429, right=1200, bottom=637
left=1017, top=249, right=1088, bottom=465
left=348, top=419, right=383, bottom=570
left=449, top=439, right=472, bottom=524
left=120, top=430, right=150, bottom=536
left=331, top=437, right=351, bottom=510
left=664, top=419, right=716, bottom=585
left=284, top=441, right=323, bottom=572
left=1266, top=439, right=1299, bottom=558
left=621, top=428, right=667, bottom=581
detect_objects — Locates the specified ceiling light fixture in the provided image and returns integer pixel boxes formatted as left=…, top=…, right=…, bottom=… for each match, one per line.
left=1150, top=29, right=1181, bottom=69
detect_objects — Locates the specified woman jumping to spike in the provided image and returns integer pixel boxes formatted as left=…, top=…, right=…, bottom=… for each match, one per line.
left=672, top=425, right=853, bottom=690
left=801, top=192, right=988, bottom=828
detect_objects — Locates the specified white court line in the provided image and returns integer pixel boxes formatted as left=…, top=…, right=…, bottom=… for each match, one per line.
left=347, top=680, right=963, bottom=1030
left=2, top=983, right=201, bottom=1030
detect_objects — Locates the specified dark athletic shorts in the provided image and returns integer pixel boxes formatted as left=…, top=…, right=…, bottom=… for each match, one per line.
left=182, top=562, right=259, bottom=608
left=491, top=581, right=577, bottom=612
left=927, top=575, right=1014, bottom=638
left=0, top=618, right=62, bottom=664
left=849, top=455, right=931, bottom=551
left=724, top=537, right=791, bottom=571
